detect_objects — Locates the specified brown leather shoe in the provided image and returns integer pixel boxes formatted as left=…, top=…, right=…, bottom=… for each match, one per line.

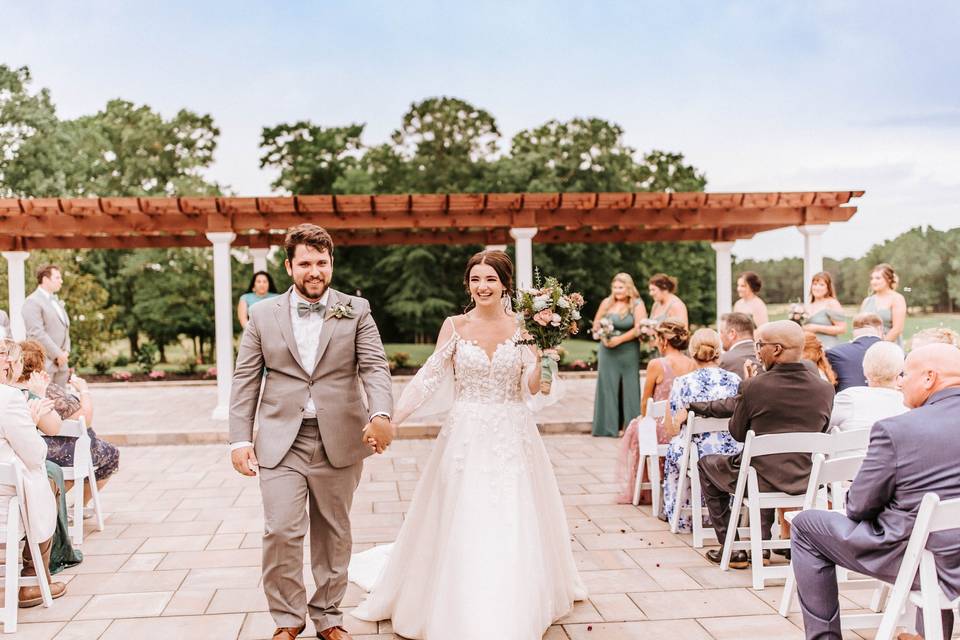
left=18, top=581, right=67, bottom=608
left=272, top=625, right=306, bottom=640
left=318, top=626, right=352, bottom=640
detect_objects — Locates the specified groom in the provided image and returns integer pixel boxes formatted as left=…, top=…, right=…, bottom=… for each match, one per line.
left=229, top=223, right=394, bottom=640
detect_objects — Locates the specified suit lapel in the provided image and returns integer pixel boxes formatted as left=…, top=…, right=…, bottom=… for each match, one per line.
left=311, top=289, right=342, bottom=375
left=273, top=289, right=308, bottom=373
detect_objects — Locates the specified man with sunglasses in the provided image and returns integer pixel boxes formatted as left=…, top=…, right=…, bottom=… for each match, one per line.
left=684, top=320, right=835, bottom=568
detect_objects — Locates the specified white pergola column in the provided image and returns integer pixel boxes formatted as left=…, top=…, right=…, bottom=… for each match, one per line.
left=509, top=228, right=537, bottom=290
left=711, top=241, right=735, bottom=328
left=2, top=251, right=29, bottom=340
left=250, top=248, right=270, bottom=274
left=798, top=225, right=828, bottom=300
left=207, top=232, right=236, bottom=420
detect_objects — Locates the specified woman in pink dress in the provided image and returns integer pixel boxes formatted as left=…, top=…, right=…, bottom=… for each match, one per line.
left=615, top=320, right=694, bottom=505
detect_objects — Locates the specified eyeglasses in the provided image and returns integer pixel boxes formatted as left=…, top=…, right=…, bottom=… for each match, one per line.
left=754, top=341, right=784, bottom=351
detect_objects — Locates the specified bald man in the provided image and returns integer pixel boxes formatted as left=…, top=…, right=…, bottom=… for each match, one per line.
left=792, top=344, right=960, bottom=640
left=692, top=321, right=835, bottom=568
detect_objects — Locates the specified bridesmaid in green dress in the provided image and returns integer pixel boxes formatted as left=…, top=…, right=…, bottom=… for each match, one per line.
left=237, top=270, right=279, bottom=329
left=592, top=273, right=647, bottom=437
left=860, top=263, right=906, bottom=346
left=803, top=271, right=847, bottom=348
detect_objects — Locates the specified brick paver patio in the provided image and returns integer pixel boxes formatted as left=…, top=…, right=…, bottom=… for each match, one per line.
left=9, top=436, right=906, bottom=639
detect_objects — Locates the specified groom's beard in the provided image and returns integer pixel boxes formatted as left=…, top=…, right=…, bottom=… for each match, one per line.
left=294, top=277, right=328, bottom=302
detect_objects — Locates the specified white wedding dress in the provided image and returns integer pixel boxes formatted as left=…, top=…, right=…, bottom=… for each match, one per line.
left=349, top=324, right=587, bottom=639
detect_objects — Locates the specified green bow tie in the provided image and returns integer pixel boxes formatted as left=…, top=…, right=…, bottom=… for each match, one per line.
left=296, top=301, right=325, bottom=318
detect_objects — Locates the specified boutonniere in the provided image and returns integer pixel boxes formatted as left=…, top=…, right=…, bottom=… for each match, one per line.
left=327, top=301, right=355, bottom=320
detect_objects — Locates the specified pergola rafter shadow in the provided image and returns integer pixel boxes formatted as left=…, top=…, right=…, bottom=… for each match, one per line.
left=0, top=190, right=864, bottom=419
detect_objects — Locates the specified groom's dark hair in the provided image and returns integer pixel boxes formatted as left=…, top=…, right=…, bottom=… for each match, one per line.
left=284, top=224, right=335, bottom=261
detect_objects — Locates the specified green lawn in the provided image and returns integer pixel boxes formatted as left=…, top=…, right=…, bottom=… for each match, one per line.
left=766, top=305, right=960, bottom=343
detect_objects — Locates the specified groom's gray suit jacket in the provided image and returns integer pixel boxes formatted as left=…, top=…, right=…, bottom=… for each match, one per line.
left=22, top=288, right=70, bottom=377
left=229, top=287, right=393, bottom=469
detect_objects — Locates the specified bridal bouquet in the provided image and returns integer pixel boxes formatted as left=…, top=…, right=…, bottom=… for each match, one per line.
left=787, top=302, right=809, bottom=325
left=515, top=275, right=585, bottom=394
left=592, top=317, right=615, bottom=341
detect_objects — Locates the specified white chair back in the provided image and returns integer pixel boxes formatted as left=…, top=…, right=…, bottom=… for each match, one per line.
left=646, top=398, right=668, bottom=420
left=669, top=411, right=730, bottom=536
left=631, top=399, right=671, bottom=511
left=743, top=430, right=835, bottom=460
left=800, top=453, right=867, bottom=512
left=830, top=427, right=871, bottom=456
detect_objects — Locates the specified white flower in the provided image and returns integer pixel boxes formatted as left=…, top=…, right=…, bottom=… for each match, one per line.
left=556, top=297, right=570, bottom=309
left=532, top=295, right=551, bottom=311
left=571, top=310, right=581, bottom=321
left=550, top=313, right=562, bottom=326
left=77, top=314, right=86, bottom=321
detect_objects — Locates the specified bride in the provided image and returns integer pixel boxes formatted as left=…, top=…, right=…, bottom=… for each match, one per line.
left=350, top=250, right=587, bottom=639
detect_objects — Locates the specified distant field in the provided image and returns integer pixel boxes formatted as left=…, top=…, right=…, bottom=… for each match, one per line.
left=765, top=304, right=960, bottom=343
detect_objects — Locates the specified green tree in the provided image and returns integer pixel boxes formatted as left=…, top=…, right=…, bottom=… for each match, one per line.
left=260, top=122, right=365, bottom=194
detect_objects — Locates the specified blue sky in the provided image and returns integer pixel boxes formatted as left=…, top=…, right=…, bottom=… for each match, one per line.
left=3, top=1, right=958, bottom=260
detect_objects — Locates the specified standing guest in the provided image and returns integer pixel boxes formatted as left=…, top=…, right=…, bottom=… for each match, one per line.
left=0, top=345, right=67, bottom=607
left=803, top=333, right=838, bottom=386
left=910, top=326, right=960, bottom=350
left=614, top=320, right=693, bottom=505
left=803, top=272, right=847, bottom=349
left=733, top=271, right=769, bottom=326
left=687, top=321, right=834, bottom=568
left=591, top=273, right=647, bottom=438
left=22, top=264, right=71, bottom=387
left=648, top=273, right=689, bottom=327
left=16, top=340, right=120, bottom=513
left=791, top=344, right=960, bottom=640
left=718, top=312, right=760, bottom=379
left=0, top=308, right=9, bottom=339
left=661, top=329, right=741, bottom=531
left=861, top=263, right=906, bottom=346
left=238, top=270, right=280, bottom=329
left=825, top=313, right=884, bottom=391
left=830, top=341, right=907, bottom=447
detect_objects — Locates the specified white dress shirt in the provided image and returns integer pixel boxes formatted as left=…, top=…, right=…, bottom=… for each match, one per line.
left=830, top=386, right=908, bottom=454
left=40, top=288, right=69, bottom=325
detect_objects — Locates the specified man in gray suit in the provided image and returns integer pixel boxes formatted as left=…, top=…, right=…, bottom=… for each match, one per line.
left=230, top=224, right=394, bottom=640
left=22, top=265, right=71, bottom=386
left=719, top=312, right=759, bottom=379
left=792, top=343, right=960, bottom=640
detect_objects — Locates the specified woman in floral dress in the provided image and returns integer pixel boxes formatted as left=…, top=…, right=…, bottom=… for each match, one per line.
left=661, top=328, right=741, bottom=532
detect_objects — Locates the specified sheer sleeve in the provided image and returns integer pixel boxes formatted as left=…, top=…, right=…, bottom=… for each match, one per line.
left=393, top=318, right=458, bottom=425
left=521, top=346, right=564, bottom=412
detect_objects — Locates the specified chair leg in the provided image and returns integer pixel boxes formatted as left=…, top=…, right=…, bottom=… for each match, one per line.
left=919, top=553, right=942, bottom=640
left=870, top=582, right=890, bottom=612
left=650, top=456, right=662, bottom=518
left=86, top=465, right=104, bottom=532
left=3, top=503, right=20, bottom=632
left=779, top=564, right=796, bottom=616
left=633, top=454, right=646, bottom=507
left=691, top=466, right=704, bottom=547
left=670, top=451, right=688, bottom=534
left=72, top=475, right=84, bottom=545
left=22, top=516, right=52, bottom=608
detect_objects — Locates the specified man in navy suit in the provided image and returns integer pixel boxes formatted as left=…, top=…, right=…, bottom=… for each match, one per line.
left=791, top=343, right=960, bottom=639
left=825, top=313, right=884, bottom=391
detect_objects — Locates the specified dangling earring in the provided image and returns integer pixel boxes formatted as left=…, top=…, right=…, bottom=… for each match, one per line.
left=501, top=290, right=513, bottom=312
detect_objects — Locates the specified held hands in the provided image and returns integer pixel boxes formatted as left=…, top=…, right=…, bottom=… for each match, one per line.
left=231, top=446, right=259, bottom=477
left=27, top=397, right=55, bottom=425
left=362, top=415, right=396, bottom=454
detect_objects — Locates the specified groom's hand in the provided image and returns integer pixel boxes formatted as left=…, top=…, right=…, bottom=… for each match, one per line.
left=362, top=416, right=395, bottom=454
left=231, top=446, right=259, bottom=477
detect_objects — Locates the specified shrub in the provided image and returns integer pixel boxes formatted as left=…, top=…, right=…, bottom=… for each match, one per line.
left=93, top=360, right=111, bottom=375
left=148, top=370, right=167, bottom=380
left=204, top=367, right=217, bottom=379
left=113, top=354, right=130, bottom=367
left=112, top=370, right=132, bottom=382
left=177, top=361, right=198, bottom=376
left=388, top=352, right=411, bottom=370
left=136, top=342, right=159, bottom=374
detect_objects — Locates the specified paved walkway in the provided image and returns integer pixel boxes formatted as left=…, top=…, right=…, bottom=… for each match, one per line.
left=90, top=378, right=598, bottom=444
left=10, top=436, right=901, bottom=639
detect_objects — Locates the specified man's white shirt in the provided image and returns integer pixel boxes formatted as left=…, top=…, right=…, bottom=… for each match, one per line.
left=40, top=288, right=69, bottom=325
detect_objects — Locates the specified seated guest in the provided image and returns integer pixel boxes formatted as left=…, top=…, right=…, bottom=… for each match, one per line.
left=687, top=321, right=834, bottom=568
left=17, top=340, right=120, bottom=512
left=830, top=341, right=907, bottom=439
left=616, top=321, right=694, bottom=505
left=0, top=345, right=67, bottom=606
left=791, top=344, right=960, bottom=640
left=825, top=313, right=884, bottom=391
left=662, top=329, right=741, bottom=532
left=803, top=333, right=838, bottom=386
left=718, top=312, right=760, bottom=379
left=910, top=326, right=960, bottom=350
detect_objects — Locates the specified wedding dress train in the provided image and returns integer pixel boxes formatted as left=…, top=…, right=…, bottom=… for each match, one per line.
left=349, top=327, right=586, bottom=639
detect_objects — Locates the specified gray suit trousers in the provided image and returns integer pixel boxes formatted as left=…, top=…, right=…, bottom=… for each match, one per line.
left=259, top=419, right=363, bottom=633
left=791, top=510, right=953, bottom=640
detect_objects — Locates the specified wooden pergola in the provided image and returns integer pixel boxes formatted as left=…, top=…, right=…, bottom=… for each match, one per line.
left=0, top=190, right=863, bottom=418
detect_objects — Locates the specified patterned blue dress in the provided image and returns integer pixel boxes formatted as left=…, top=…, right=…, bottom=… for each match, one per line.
left=662, top=367, right=741, bottom=532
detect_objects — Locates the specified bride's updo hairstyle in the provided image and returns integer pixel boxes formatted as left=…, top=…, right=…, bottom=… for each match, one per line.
left=654, top=319, right=690, bottom=351
left=689, top=328, right=722, bottom=364
left=463, top=250, right=514, bottom=311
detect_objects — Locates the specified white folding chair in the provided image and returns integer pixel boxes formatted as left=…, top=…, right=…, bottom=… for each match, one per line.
left=58, top=417, right=104, bottom=545
left=720, top=430, right=835, bottom=589
left=669, top=412, right=731, bottom=548
left=0, top=462, right=53, bottom=633
left=829, top=427, right=872, bottom=458
left=632, top=399, right=670, bottom=514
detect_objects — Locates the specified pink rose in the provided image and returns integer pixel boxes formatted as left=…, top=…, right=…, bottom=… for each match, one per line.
left=534, top=309, right=553, bottom=326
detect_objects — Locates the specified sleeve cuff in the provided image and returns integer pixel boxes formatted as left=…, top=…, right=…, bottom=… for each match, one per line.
left=369, top=412, right=391, bottom=421
left=230, top=441, right=253, bottom=450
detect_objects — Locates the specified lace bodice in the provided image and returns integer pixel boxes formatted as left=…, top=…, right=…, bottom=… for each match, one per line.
left=453, top=336, right=525, bottom=404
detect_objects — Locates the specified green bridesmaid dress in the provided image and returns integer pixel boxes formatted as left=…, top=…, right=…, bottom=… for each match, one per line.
left=592, top=307, right=642, bottom=437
